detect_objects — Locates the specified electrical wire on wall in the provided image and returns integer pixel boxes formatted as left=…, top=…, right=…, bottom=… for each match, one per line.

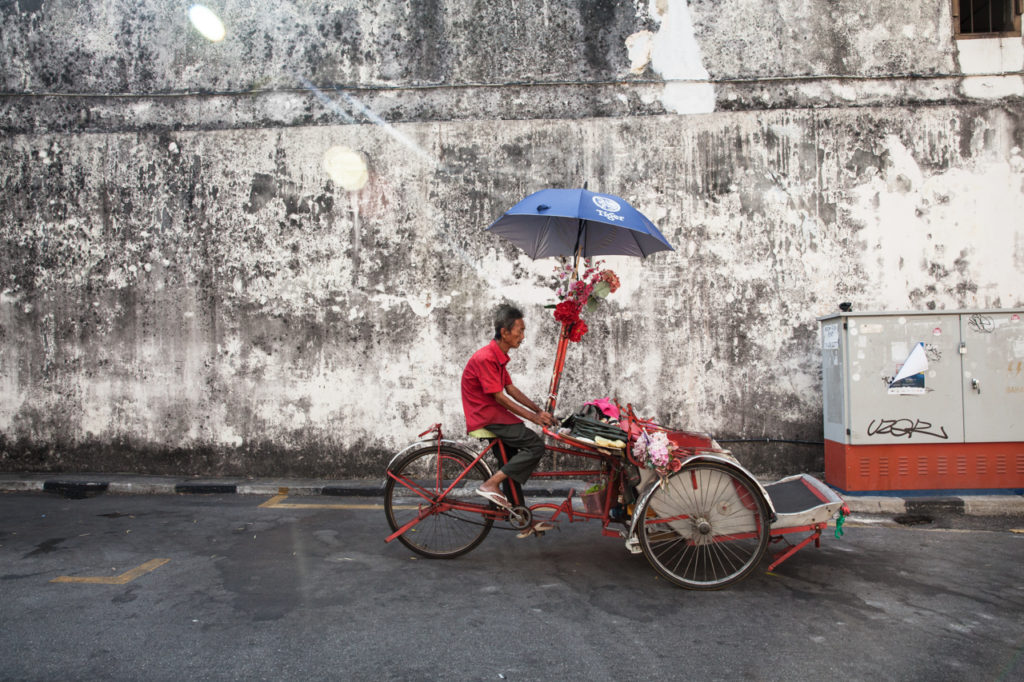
left=715, top=438, right=824, bottom=445
left=3, top=69, right=1024, bottom=100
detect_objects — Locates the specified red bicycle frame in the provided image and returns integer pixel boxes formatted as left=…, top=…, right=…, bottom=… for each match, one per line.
left=384, top=419, right=637, bottom=544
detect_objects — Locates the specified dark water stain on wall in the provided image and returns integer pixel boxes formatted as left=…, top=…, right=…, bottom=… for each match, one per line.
left=1, top=103, right=1021, bottom=479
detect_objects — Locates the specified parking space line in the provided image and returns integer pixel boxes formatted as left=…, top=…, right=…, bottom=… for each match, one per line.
left=51, top=558, right=170, bottom=585
left=259, top=491, right=387, bottom=510
left=259, top=489, right=410, bottom=510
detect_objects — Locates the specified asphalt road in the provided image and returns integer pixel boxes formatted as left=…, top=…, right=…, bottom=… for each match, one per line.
left=1, top=491, right=1022, bottom=681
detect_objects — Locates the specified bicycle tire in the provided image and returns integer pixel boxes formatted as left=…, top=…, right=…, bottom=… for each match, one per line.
left=384, top=445, right=494, bottom=559
left=636, top=460, right=770, bottom=590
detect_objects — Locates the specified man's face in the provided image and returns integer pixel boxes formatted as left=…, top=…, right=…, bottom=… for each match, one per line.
left=502, top=318, right=526, bottom=349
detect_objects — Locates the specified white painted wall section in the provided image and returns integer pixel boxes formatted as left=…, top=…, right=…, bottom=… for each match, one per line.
left=630, top=0, right=715, bottom=114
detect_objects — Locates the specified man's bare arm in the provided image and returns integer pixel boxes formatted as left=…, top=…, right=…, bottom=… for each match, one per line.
left=505, top=383, right=540, bottom=412
left=494, top=389, right=554, bottom=427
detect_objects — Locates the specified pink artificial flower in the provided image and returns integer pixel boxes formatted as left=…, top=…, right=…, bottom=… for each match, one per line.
left=601, top=270, right=620, bottom=293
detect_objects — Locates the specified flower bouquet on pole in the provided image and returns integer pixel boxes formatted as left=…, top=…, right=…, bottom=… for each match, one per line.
left=541, top=259, right=620, bottom=412
left=550, top=259, right=620, bottom=343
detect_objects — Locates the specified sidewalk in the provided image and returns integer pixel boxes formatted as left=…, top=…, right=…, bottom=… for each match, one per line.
left=1, top=472, right=1023, bottom=518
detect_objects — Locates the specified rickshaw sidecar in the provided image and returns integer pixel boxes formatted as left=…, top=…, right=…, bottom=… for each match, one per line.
left=624, top=422, right=845, bottom=590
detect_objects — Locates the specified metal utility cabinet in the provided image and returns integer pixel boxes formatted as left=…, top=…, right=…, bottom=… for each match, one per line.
left=819, top=309, right=1024, bottom=493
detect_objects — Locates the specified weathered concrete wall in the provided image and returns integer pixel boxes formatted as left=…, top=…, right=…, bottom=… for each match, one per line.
left=1, top=1, right=1022, bottom=478
left=2, top=0, right=1021, bottom=132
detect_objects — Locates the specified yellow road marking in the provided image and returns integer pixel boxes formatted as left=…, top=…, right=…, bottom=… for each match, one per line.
left=259, top=490, right=391, bottom=510
left=51, top=558, right=170, bottom=585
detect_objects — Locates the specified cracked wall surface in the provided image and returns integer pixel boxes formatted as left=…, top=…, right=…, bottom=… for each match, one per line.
left=1, top=0, right=1022, bottom=477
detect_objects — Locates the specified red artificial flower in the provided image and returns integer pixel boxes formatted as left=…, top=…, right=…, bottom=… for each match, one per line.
left=668, top=457, right=683, bottom=472
left=554, top=300, right=581, bottom=325
left=601, top=270, right=620, bottom=293
left=568, top=319, right=588, bottom=342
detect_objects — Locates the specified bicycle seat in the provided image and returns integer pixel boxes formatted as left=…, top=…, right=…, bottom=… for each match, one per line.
left=468, top=428, right=497, bottom=440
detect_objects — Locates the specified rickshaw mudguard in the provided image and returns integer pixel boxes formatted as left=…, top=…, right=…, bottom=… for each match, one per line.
left=385, top=438, right=496, bottom=478
left=625, top=452, right=776, bottom=548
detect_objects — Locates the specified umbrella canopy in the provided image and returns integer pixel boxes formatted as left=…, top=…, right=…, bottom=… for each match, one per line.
left=486, top=188, right=674, bottom=259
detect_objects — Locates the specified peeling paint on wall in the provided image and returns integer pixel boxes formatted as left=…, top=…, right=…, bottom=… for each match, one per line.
left=628, top=0, right=715, bottom=114
left=849, top=124, right=1024, bottom=308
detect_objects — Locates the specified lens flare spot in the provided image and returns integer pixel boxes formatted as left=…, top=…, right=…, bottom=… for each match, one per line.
left=189, top=5, right=226, bottom=42
left=322, top=146, right=369, bottom=191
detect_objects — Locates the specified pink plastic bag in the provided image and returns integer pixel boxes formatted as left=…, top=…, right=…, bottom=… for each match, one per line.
left=584, top=397, right=619, bottom=420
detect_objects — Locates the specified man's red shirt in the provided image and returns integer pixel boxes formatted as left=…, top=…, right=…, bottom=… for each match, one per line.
left=461, top=340, right=521, bottom=432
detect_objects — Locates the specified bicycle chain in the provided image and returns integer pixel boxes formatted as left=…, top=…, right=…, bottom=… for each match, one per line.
left=436, top=506, right=533, bottom=531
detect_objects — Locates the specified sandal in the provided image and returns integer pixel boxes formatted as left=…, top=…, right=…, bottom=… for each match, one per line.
left=476, top=487, right=512, bottom=510
left=516, top=520, right=556, bottom=539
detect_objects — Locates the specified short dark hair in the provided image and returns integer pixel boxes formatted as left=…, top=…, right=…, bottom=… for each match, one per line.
left=493, top=304, right=524, bottom=340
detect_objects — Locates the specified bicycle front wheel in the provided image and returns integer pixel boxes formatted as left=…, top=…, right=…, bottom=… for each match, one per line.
left=636, top=461, right=770, bottom=590
left=384, top=446, right=493, bottom=559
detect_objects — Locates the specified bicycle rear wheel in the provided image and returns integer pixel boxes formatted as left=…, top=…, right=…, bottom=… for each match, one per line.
left=384, top=446, right=494, bottom=559
left=636, top=461, right=770, bottom=590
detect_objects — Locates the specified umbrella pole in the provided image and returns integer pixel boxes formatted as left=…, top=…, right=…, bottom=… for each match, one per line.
left=571, top=219, right=585, bottom=275
left=544, top=321, right=572, bottom=414
left=547, top=239, right=584, bottom=415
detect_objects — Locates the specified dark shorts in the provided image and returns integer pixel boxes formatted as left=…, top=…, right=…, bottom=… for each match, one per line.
left=485, top=421, right=545, bottom=486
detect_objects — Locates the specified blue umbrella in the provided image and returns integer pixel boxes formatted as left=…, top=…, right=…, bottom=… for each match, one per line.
left=486, top=188, right=674, bottom=259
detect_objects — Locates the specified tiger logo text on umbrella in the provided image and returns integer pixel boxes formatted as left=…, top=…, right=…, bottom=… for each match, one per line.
left=592, top=195, right=625, bottom=222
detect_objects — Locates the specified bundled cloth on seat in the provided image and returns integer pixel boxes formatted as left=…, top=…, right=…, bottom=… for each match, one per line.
left=568, top=416, right=628, bottom=443
left=560, top=402, right=628, bottom=446
left=561, top=403, right=603, bottom=426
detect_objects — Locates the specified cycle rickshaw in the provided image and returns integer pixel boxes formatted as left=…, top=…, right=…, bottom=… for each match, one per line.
left=383, top=189, right=847, bottom=590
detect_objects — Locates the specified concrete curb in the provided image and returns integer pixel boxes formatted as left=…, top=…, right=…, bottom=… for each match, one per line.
left=839, top=494, right=1024, bottom=518
left=0, top=478, right=45, bottom=492
left=2, top=474, right=1023, bottom=517
left=841, top=496, right=908, bottom=515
